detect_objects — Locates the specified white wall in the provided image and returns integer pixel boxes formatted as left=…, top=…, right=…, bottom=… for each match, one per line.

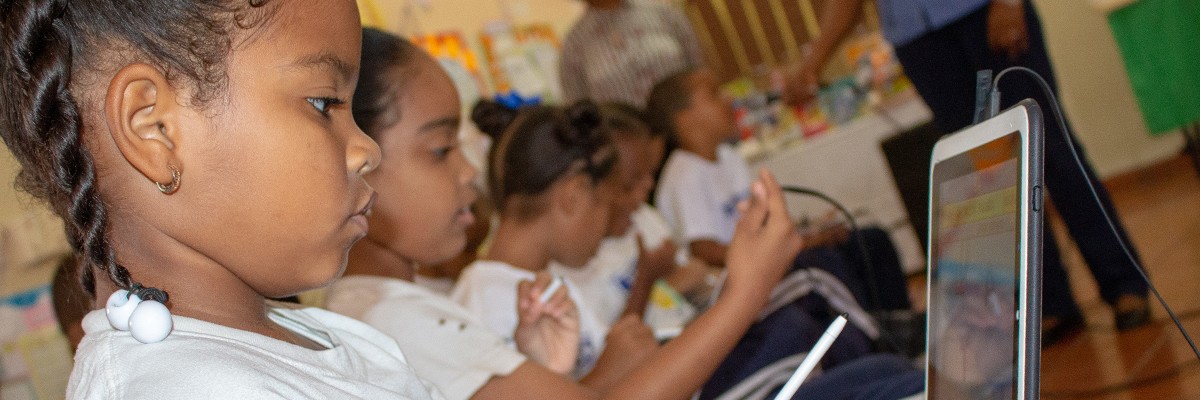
left=1033, top=0, right=1182, bottom=177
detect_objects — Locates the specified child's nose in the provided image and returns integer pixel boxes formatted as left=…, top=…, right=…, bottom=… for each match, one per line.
left=348, top=127, right=382, bottom=176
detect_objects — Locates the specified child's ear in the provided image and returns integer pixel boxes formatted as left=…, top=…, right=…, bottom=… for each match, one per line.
left=103, top=63, right=186, bottom=190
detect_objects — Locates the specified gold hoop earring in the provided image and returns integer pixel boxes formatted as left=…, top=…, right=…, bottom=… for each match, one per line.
left=156, top=165, right=181, bottom=194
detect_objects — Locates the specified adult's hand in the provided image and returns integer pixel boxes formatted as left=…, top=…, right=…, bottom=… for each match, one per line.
left=781, top=62, right=821, bottom=107
left=987, top=1, right=1029, bottom=61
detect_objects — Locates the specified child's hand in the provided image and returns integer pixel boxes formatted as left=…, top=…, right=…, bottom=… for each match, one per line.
left=635, top=234, right=677, bottom=284
left=586, top=314, right=658, bottom=388
left=801, top=210, right=851, bottom=248
left=724, top=169, right=804, bottom=306
left=515, top=273, right=580, bottom=374
left=605, top=314, right=657, bottom=359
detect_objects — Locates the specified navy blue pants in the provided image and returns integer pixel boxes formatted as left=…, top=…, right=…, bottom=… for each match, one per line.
left=892, top=1, right=1147, bottom=319
left=699, top=303, right=873, bottom=399
left=788, top=353, right=924, bottom=400
left=792, top=227, right=912, bottom=312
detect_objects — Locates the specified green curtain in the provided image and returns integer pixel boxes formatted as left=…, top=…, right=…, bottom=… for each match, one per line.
left=1107, top=0, right=1200, bottom=135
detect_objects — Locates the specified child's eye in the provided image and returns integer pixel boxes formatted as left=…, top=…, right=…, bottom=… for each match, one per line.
left=434, top=144, right=457, bottom=160
left=306, top=97, right=345, bottom=116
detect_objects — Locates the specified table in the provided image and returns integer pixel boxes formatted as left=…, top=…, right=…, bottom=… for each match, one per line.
left=741, top=94, right=933, bottom=274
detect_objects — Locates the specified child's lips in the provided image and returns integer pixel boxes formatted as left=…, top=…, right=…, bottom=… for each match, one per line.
left=350, top=214, right=369, bottom=233
left=456, top=206, right=475, bottom=226
left=350, top=192, right=377, bottom=233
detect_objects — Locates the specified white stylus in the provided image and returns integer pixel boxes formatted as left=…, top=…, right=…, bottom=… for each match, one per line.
left=773, top=314, right=849, bottom=400
left=537, top=276, right=564, bottom=304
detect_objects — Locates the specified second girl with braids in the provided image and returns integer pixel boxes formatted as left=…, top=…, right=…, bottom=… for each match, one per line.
left=0, top=0, right=440, bottom=398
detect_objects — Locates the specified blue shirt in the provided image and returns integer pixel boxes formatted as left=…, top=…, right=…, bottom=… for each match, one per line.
left=876, top=0, right=990, bottom=46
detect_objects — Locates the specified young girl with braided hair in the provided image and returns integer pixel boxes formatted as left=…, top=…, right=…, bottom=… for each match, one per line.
left=1, top=1, right=440, bottom=398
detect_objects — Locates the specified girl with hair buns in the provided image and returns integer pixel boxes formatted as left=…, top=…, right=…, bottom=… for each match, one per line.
left=324, top=27, right=804, bottom=399
left=455, top=93, right=803, bottom=393
left=1, top=1, right=438, bottom=398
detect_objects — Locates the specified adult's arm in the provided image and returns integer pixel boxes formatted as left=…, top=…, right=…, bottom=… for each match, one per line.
left=783, top=2, right=867, bottom=105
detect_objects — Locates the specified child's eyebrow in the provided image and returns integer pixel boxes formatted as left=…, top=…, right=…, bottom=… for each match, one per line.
left=287, top=51, right=357, bottom=85
left=419, top=116, right=460, bottom=133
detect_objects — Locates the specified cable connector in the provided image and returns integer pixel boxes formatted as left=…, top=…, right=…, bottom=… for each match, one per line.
left=973, top=69, right=996, bottom=124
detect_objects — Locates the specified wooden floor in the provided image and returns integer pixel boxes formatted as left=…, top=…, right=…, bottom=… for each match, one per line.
left=908, top=154, right=1200, bottom=399
left=1039, top=154, right=1200, bottom=399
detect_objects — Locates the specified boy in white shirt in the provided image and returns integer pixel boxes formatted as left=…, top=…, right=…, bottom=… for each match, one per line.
left=646, top=68, right=754, bottom=268
left=645, top=68, right=913, bottom=313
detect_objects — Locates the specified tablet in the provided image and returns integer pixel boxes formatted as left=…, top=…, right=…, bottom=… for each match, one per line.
left=926, top=99, right=1044, bottom=400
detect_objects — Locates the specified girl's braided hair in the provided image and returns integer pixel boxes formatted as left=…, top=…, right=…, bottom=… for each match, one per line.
left=0, top=0, right=275, bottom=301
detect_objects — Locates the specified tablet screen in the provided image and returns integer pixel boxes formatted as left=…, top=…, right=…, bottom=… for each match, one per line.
left=928, top=131, right=1022, bottom=399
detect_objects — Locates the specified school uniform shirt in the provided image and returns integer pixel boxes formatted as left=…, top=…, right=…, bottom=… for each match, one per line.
left=66, top=303, right=443, bottom=400
left=326, top=275, right=527, bottom=400
left=550, top=204, right=696, bottom=330
left=413, top=274, right=456, bottom=296
left=450, top=260, right=607, bottom=379
left=655, top=143, right=753, bottom=247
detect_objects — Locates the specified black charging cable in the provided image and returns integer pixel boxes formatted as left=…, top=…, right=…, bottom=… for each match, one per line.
left=780, top=186, right=881, bottom=310
left=989, top=66, right=1200, bottom=361
left=779, top=186, right=918, bottom=355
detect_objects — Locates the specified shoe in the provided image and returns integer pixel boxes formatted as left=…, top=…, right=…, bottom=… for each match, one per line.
left=1041, top=314, right=1084, bottom=348
left=1114, top=294, right=1151, bottom=331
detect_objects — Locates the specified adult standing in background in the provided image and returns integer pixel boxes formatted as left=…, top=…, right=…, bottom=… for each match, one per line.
left=784, top=0, right=1151, bottom=345
left=560, top=0, right=704, bottom=107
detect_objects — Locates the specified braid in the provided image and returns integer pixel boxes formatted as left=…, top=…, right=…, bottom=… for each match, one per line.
left=2, top=0, right=164, bottom=302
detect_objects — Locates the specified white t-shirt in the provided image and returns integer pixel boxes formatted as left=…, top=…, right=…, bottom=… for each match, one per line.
left=450, top=260, right=606, bottom=379
left=326, top=275, right=527, bottom=400
left=550, top=204, right=696, bottom=329
left=655, top=143, right=753, bottom=245
left=67, top=303, right=442, bottom=400
left=413, top=274, right=456, bottom=296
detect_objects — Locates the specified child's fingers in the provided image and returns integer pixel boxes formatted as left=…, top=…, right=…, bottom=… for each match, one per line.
left=755, top=170, right=804, bottom=254
left=759, top=170, right=790, bottom=230
left=516, top=279, right=535, bottom=312
left=547, top=297, right=578, bottom=320
left=528, top=273, right=555, bottom=303
left=518, top=273, right=557, bottom=318
left=542, top=285, right=577, bottom=320
left=548, top=282, right=570, bottom=306
left=736, top=179, right=769, bottom=234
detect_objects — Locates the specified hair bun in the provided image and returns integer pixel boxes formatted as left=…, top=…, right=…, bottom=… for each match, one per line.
left=471, top=99, right=518, bottom=140
left=561, top=100, right=602, bottom=147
